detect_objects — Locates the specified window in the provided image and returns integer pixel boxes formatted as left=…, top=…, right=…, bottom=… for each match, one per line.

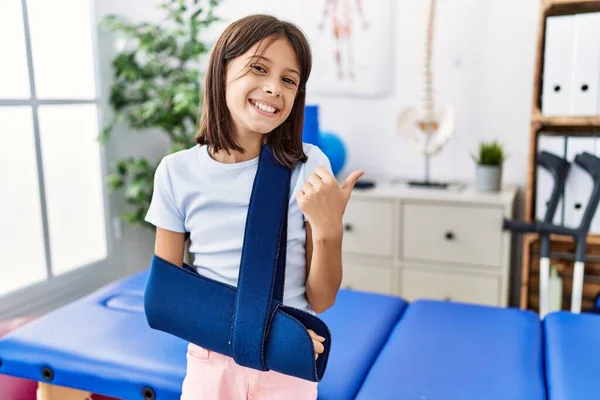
left=0, top=0, right=112, bottom=313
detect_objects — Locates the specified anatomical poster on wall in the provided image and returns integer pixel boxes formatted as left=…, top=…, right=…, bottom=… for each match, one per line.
left=286, top=0, right=394, bottom=97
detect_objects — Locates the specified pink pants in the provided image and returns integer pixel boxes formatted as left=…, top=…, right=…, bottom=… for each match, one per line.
left=181, top=343, right=319, bottom=400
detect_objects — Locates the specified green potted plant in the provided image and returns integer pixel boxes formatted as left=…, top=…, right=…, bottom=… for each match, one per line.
left=98, top=0, right=221, bottom=229
left=472, top=140, right=506, bottom=192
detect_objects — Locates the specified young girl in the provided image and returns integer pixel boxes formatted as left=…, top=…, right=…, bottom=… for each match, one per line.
left=145, top=14, right=364, bottom=400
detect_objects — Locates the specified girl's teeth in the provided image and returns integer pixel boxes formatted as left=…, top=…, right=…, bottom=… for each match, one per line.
left=253, top=101, right=276, bottom=114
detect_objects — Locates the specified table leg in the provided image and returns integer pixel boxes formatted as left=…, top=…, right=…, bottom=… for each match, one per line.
left=37, top=382, right=91, bottom=400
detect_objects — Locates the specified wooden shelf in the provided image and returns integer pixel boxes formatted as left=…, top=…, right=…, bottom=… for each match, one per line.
left=532, top=113, right=600, bottom=132
left=521, top=1, right=600, bottom=312
left=520, top=233, right=600, bottom=309
left=542, top=0, right=600, bottom=16
left=523, top=232, right=600, bottom=246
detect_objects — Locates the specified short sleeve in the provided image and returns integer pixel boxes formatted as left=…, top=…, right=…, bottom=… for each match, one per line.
left=144, top=157, right=186, bottom=232
left=294, top=145, right=334, bottom=222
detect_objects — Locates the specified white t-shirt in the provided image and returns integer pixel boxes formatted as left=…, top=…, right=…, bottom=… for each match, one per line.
left=145, top=143, right=333, bottom=314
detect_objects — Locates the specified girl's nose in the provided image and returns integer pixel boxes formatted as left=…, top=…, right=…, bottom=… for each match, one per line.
left=264, top=82, right=282, bottom=97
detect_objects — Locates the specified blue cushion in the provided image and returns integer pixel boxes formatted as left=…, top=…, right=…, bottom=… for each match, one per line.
left=355, top=300, right=546, bottom=400
left=544, top=311, right=600, bottom=400
left=0, top=270, right=187, bottom=400
left=317, top=289, right=407, bottom=400
left=0, top=272, right=407, bottom=400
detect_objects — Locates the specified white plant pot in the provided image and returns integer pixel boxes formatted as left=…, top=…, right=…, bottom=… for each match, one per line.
left=476, top=165, right=502, bottom=192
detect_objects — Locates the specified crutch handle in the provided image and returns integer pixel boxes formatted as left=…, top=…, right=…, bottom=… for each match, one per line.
left=536, top=222, right=579, bottom=237
left=574, top=152, right=600, bottom=182
left=571, top=152, right=600, bottom=235
left=536, top=151, right=570, bottom=224
left=502, top=219, right=537, bottom=233
left=537, top=150, right=571, bottom=180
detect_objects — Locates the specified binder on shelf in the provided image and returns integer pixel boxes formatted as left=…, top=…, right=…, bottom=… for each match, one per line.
left=569, top=12, right=600, bottom=116
left=541, top=15, right=575, bottom=116
left=536, top=134, right=566, bottom=225
left=564, top=137, right=596, bottom=229
left=591, top=135, right=600, bottom=234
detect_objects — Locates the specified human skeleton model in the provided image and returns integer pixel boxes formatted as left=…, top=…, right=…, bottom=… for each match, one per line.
left=397, top=0, right=455, bottom=184
left=318, top=0, right=369, bottom=80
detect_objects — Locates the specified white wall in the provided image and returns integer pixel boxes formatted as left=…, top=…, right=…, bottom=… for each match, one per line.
left=94, top=0, right=541, bottom=303
left=211, top=0, right=540, bottom=184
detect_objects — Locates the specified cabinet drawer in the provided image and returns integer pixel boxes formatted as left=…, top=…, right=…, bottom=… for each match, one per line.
left=341, top=263, right=394, bottom=295
left=342, top=198, right=395, bottom=258
left=402, top=203, right=503, bottom=267
left=400, top=267, right=499, bottom=306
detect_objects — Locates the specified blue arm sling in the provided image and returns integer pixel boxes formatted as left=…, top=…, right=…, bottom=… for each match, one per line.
left=144, top=144, right=331, bottom=382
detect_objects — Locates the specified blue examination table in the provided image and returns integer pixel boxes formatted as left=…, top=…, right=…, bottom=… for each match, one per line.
left=544, top=311, right=600, bottom=400
left=0, top=269, right=597, bottom=399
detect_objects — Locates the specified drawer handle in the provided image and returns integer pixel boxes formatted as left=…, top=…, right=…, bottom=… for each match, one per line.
left=344, top=224, right=353, bottom=232
left=444, top=231, right=455, bottom=240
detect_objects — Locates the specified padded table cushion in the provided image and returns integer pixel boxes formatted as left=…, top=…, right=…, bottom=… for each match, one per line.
left=544, top=311, right=600, bottom=400
left=317, top=290, right=407, bottom=400
left=0, top=269, right=407, bottom=400
left=0, top=270, right=188, bottom=400
left=355, top=300, right=546, bottom=400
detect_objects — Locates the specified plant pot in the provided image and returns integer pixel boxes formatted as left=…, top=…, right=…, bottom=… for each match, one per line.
left=475, top=165, right=502, bottom=192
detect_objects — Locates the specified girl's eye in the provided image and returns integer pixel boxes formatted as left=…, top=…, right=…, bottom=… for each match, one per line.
left=250, top=64, right=296, bottom=86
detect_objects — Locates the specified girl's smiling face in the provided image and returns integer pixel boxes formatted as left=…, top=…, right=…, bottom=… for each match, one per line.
left=225, top=36, right=301, bottom=141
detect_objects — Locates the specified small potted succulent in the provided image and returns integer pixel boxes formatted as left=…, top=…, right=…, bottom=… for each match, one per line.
left=472, top=140, right=506, bottom=192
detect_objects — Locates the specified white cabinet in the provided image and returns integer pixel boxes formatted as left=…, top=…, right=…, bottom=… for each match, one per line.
left=402, top=203, right=504, bottom=268
left=340, top=182, right=516, bottom=307
left=340, top=262, right=396, bottom=295
left=341, top=198, right=395, bottom=258
left=339, top=196, right=399, bottom=297
left=400, top=267, right=500, bottom=307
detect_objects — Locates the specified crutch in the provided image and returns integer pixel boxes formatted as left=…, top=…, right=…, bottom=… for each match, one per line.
left=505, top=152, right=600, bottom=316
left=547, top=151, right=600, bottom=314
left=503, top=150, right=570, bottom=318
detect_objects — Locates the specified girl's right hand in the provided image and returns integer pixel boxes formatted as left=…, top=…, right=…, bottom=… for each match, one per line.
left=307, top=329, right=326, bottom=359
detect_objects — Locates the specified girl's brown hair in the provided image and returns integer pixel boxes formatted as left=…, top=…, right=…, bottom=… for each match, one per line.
left=195, top=14, right=312, bottom=168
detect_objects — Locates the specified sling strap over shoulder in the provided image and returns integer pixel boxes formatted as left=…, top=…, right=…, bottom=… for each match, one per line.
left=230, top=144, right=290, bottom=370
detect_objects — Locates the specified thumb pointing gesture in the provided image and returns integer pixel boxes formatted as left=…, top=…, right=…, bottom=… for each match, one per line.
left=296, top=167, right=366, bottom=239
left=341, top=170, right=366, bottom=198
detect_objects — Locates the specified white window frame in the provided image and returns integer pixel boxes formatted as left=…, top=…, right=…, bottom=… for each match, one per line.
left=0, top=0, right=116, bottom=320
